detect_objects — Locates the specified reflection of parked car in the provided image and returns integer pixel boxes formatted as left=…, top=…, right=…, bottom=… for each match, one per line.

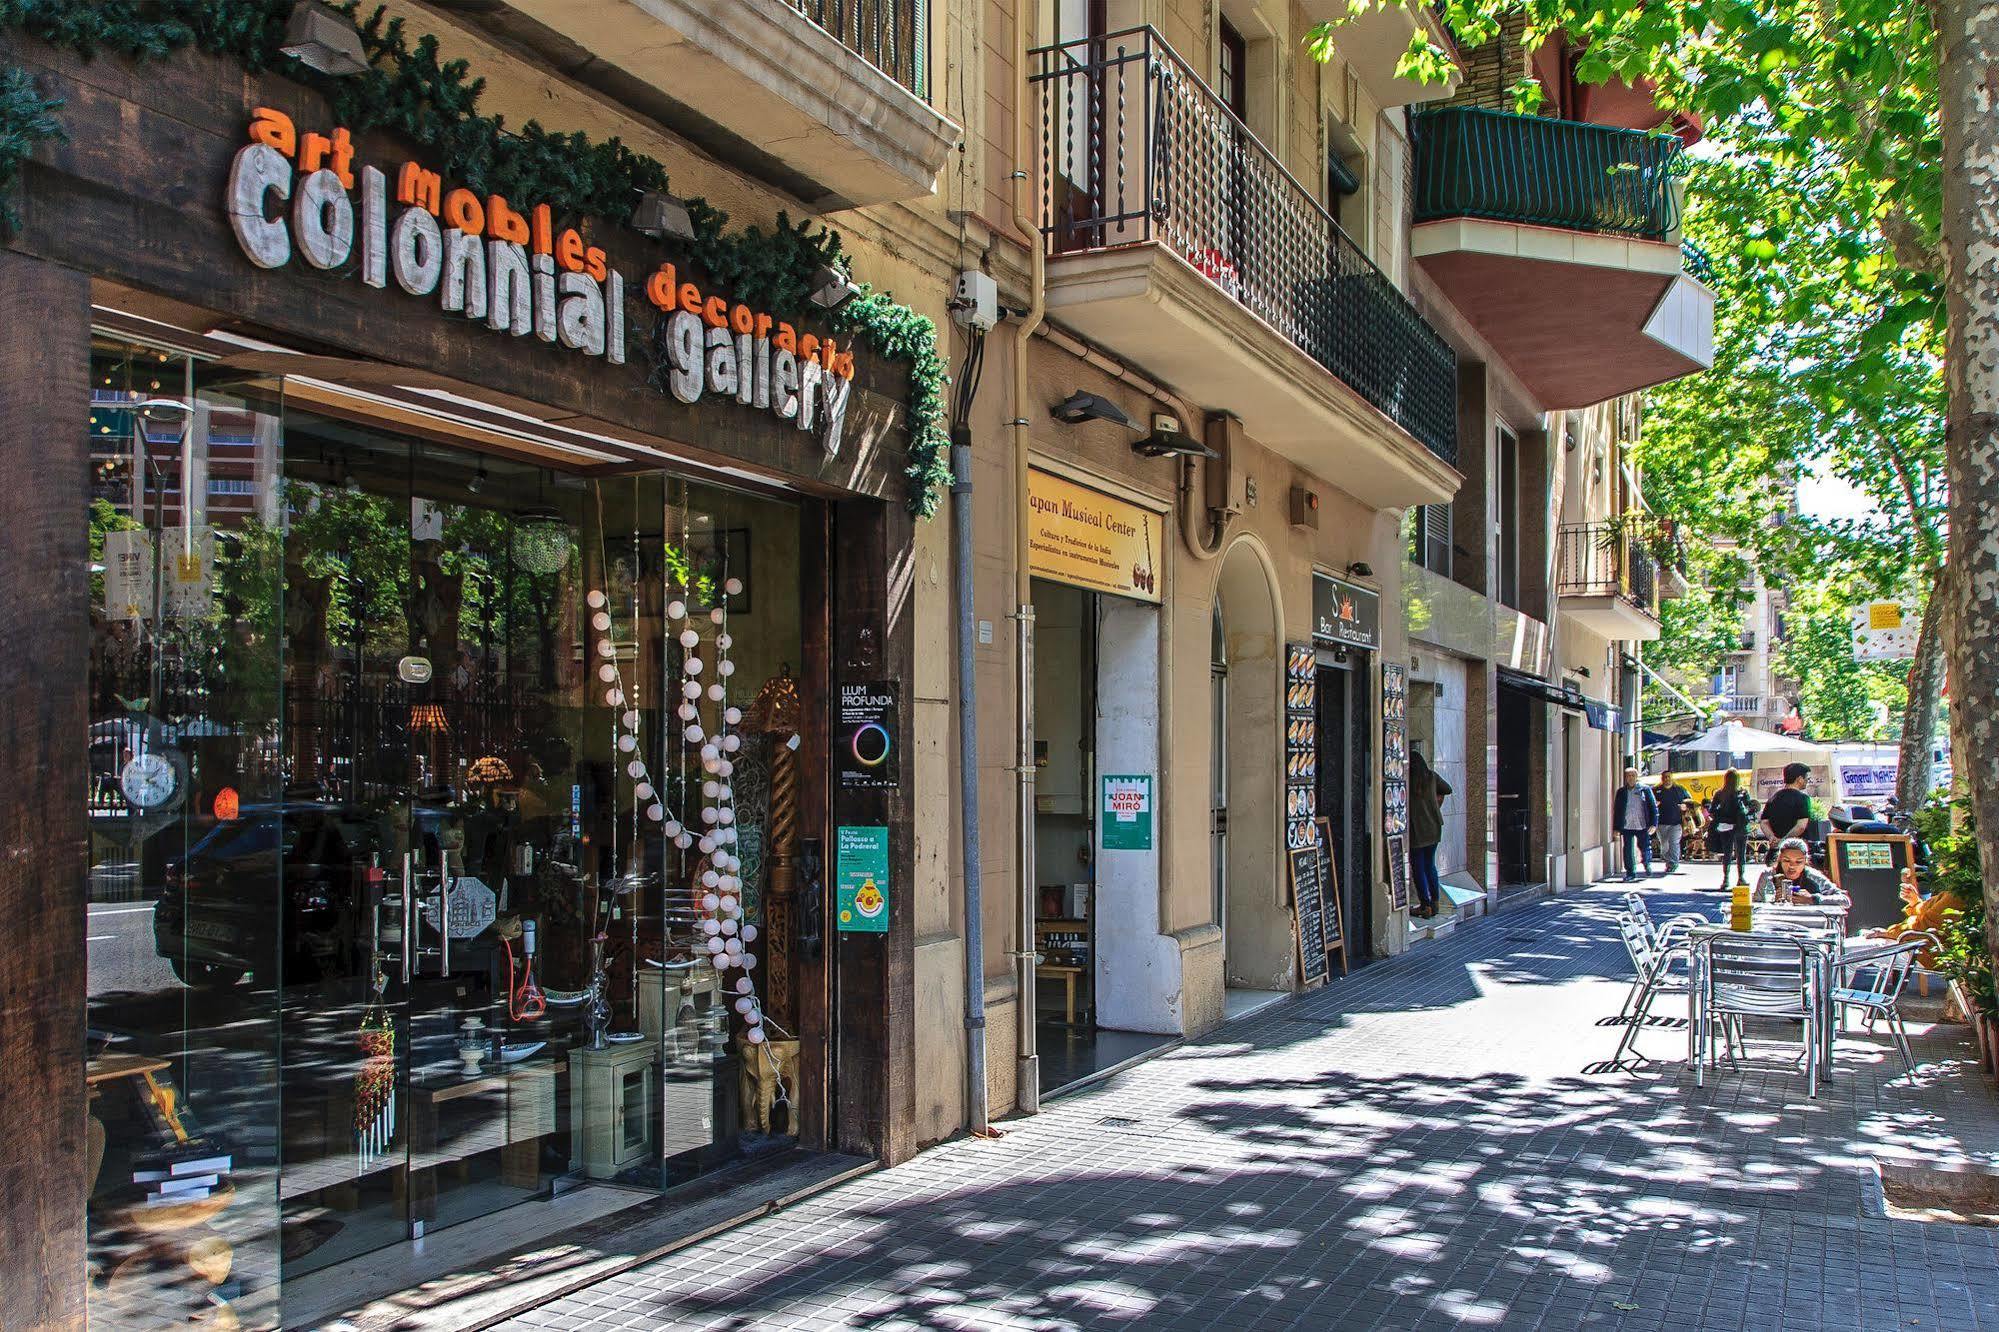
left=152, top=803, right=383, bottom=988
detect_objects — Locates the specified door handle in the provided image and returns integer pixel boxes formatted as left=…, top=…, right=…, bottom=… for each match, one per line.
left=402, top=853, right=414, bottom=983
left=439, top=876, right=450, bottom=977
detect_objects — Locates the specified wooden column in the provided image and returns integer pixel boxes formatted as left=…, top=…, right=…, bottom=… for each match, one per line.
left=830, top=497, right=917, bottom=1167
left=0, top=247, right=90, bottom=1330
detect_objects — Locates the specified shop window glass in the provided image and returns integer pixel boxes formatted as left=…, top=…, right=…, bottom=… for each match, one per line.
left=87, top=349, right=812, bottom=1326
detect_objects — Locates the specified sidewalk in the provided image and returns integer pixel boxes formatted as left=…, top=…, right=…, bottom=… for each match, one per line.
left=502, top=864, right=1999, bottom=1331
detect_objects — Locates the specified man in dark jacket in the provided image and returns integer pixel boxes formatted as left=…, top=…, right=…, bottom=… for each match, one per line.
left=1613, top=767, right=1658, bottom=881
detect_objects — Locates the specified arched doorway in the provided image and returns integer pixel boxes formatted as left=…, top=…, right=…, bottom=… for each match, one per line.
left=1212, top=541, right=1288, bottom=995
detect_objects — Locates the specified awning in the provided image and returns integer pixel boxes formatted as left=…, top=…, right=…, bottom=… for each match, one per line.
left=1496, top=666, right=1587, bottom=713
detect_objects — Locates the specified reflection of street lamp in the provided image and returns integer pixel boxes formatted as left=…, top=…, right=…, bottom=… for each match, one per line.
left=133, top=399, right=194, bottom=711
left=409, top=702, right=451, bottom=789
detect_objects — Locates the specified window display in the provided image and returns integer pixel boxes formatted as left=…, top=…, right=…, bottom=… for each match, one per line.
left=84, top=340, right=813, bottom=1328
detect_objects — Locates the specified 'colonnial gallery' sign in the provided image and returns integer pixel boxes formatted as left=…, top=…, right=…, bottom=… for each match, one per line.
left=224, top=109, right=855, bottom=453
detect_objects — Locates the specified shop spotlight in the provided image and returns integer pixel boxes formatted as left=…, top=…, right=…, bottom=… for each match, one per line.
left=807, top=264, right=862, bottom=310
left=1050, top=391, right=1136, bottom=430
left=632, top=191, right=696, bottom=241
left=281, top=1, right=370, bottom=77
left=1347, top=560, right=1373, bottom=579
left=1131, top=414, right=1216, bottom=460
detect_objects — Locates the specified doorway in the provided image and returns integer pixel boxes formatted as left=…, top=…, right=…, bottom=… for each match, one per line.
left=1497, top=685, right=1533, bottom=884
left=1031, top=578, right=1172, bottom=1094
left=1316, top=657, right=1374, bottom=965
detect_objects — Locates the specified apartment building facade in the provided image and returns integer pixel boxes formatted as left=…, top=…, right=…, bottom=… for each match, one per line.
left=1393, top=20, right=1715, bottom=904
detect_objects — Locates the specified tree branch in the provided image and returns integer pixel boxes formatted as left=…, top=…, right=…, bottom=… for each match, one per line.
left=1882, top=207, right=1945, bottom=279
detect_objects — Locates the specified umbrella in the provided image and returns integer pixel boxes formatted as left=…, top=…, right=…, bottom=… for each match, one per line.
left=1672, top=720, right=1829, bottom=756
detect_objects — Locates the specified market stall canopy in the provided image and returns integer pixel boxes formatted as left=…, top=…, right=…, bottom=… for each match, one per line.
left=1673, top=720, right=1829, bottom=756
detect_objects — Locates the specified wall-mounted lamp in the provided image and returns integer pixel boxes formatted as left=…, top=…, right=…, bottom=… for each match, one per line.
left=807, top=263, right=862, bottom=310
left=1132, top=412, right=1214, bottom=459
left=281, top=1, right=370, bottom=76
left=631, top=191, right=696, bottom=241
left=1346, top=560, right=1373, bottom=579
left=1050, top=391, right=1136, bottom=429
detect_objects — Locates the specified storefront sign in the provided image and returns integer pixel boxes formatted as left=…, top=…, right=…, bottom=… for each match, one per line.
left=1285, top=644, right=1318, bottom=852
left=1100, top=774, right=1154, bottom=850
left=223, top=110, right=855, bottom=455
left=835, top=824, right=890, bottom=933
left=1026, top=468, right=1163, bottom=603
left=836, top=681, right=899, bottom=790
left=1313, top=573, right=1380, bottom=650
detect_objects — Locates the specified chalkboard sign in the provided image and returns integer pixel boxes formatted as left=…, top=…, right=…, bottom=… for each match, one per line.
left=1827, top=833, right=1914, bottom=931
left=1316, top=816, right=1348, bottom=976
left=1292, top=840, right=1329, bottom=986
left=1386, top=835, right=1411, bottom=912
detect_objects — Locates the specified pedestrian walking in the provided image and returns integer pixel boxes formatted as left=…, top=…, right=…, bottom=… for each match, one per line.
left=1759, top=762, right=1815, bottom=861
left=1613, top=767, right=1657, bottom=881
left=1708, top=767, right=1757, bottom=891
left=1654, top=769, right=1694, bottom=872
left=1409, top=751, right=1451, bottom=919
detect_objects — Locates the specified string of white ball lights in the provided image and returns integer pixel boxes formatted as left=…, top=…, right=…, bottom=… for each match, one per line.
left=675, top=576, right=769, bottom=1045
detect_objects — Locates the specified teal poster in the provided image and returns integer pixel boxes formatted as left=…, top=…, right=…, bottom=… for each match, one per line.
left=836, top=824, right=890, bottom=933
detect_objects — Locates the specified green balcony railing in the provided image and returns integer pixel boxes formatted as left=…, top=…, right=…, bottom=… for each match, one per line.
left=1408, top=107, right=1689, bottom=241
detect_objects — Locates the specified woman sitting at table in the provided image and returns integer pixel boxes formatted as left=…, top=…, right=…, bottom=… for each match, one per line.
left=1755, top=837, right=1844, bottom=905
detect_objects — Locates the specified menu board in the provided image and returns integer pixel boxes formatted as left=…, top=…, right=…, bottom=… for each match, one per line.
left=1827, top=833, right=1914, bottom=931
left=1285, top=644, right=1318, bottom=852
left=1382, top=663, right=1409, bottom=839
left=1291, top=841, right=1329, bottom=986
left=1386, top=834, right=1411, bottom=912
left=1315, top=815, right=1347, bottom=972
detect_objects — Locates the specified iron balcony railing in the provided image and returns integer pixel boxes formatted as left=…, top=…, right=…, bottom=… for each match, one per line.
left=1031, top=27, right=1459, bottom=467
left=1409, top=106, right=1689, bottom=241
left=790, top=0, right=926, bottom=99
left=1557, top=521, right=1658, bottom=615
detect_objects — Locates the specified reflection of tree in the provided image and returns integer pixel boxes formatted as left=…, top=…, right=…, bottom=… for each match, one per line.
left=286, top=483, right=410, bottom=661
left=440, top=506, right=570, bottom=690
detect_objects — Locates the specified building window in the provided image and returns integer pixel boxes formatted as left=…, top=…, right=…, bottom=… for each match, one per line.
left=1218, top=17, right=1248, bottom=122
left=1411, top=502, right=1452, bottom=576
left=1496, top=426, right=1519, bottom=610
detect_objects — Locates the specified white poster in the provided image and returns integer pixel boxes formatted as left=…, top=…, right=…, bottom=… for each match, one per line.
left=101, top=527, right=215, bottom=621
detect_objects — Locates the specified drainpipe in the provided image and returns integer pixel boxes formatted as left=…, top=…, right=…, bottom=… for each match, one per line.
left=953, top=423, right=988, bottom=1135
left=1011, top=5, right=1046, bottom=1116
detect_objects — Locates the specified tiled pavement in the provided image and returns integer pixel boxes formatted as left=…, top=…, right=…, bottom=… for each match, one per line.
left=501, top=866, right=1999, bottom=1331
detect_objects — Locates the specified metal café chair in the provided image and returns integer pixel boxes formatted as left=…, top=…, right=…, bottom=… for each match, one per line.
left=1693, top=932, right=1825, bottom=1097
left=1610, top=913, right=1690, bottom=1062
left=1832, top=931, right=1938, bottom=1070
left=1623, top=892, right=1709, bottom=955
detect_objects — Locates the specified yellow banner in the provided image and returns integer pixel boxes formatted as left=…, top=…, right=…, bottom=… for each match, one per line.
left=1026, top=468, right=1163, bottom=603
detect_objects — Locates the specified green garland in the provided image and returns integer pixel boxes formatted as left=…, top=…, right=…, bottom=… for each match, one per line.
left=0, top=0, right=949, bottom=514
left=0, top=64, right=60, bottom=231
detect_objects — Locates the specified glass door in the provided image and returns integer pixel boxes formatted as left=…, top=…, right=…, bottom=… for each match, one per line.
left=276, top=415, right=423, bottom=1272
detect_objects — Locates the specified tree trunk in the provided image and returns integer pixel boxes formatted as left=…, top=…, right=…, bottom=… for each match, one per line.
left=1937, top=0, right=1999, bottom=982
left=1896, top=572, right=1946, bottom=811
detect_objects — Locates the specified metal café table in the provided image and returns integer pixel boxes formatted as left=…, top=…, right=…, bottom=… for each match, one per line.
left=1688, top=905, right=1848, bottom=1077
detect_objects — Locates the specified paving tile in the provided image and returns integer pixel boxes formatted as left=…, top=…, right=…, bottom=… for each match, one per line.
left=492, top=864, right=1999, bottom=1330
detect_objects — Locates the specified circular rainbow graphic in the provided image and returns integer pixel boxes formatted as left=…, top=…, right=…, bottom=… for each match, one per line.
left=850, top=723, right=892, bottom=768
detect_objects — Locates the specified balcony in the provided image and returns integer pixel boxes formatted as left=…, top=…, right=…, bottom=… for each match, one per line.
left=1712, top=693, right=1768, bottom=717
left=1556, top=521, right=1660, bottom=641
left=471, top=0, right=958, bottom=208
left=1031, top=27, right=1461, bottom=510
left=1408, top=107, right=1714, bottom=409
left=1296, top=2, right=1463, bottom=108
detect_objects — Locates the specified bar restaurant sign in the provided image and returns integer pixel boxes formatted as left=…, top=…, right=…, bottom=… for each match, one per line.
left=223, top=109, right=857, bottom=453
left=1312, top=573, right=1380, bottom=650
left=1026, top=468, right=1163, bottom=603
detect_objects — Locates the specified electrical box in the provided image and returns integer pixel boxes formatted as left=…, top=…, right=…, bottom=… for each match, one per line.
left=952, top=271, right=999, bottom=332
left=1204, top=412, right=1245, bottom=514
left=1289, top=485, right=1321, bottom=530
